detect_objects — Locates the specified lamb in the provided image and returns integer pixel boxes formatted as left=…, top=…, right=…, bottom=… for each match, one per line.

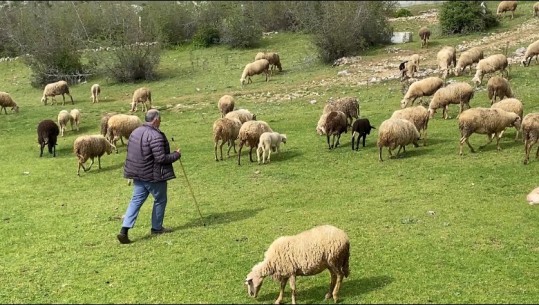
left=534, top=2, right=539, bottom=17
left=418, top=26, right=431, bottom=48
left=129, top=87, right=152, bottom=112
left=218, top=94, right=235, bottom=118
left=497, top=1, right=517, bottom=19
left=106, top=114, right=143, bottom=152
left=240, top=59, right=270, bottom=86
left=90, top=83, right=101, bottom=103
left=325, top=111, right=348, bottom=149
left=237, top=120, right=273, bottom=165
left=224, top=109, right=256, bottom=124
left=41, top=80, right=74, bottom=106
left=73, top=134, right=116, bottom=176
left=521, top=113, right=539, bottom=164
left=472, top=54, right=509, bottom=85
left=521, top=39, right=539, bottom=67
left=391, top=105, right=430, bottom=146
left=212, top=117, right=242, bottom=161
left=245, top=224, right=350, bottom=305
left=400, top=77, right=444, bottom=108
left=351, top=118, right=376, bottom=150
left=458, top=107, right=521, bottom=155
left=454, top=47, right=484, bottom=76
left=255, top=52, right=282, bottom=72
left=0, top=91, right=19, bottom=114
left=256, top=131, right=287, bottom=164
left=487, top=76, right=513, bottom=105
left=37, top=119, right=60, bottom=157
left=377, top=118, right=420, bottom=161
left=70, top=108, right=81, bottom=132
left=100, top=112, right=118, bottom=137
left=57, top=110, right=73, bottom=137
left=490, top=98, right=524, bottom=140
left=399, top=60, right=418, bottom=80
left=437, top=46, right=457, bottom=80
left=428, top=81, right=475, bottom=119
left=323, top=97, right=360, bottom=127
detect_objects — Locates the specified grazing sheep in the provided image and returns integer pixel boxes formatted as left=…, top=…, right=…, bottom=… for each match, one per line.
left=129, top=87, right=152, bottom=112
left=218, top=95, right=235, bottom=118
left=487, top=76, right=513, bottom=105
left=521, top=40, right=539, bottom=67
left=0, top=91, right=19, bottom=114
left=472, top=54, right=509, bottom=85
left=534, top=2, right=539, bottom=17
left=325, top=111, right=348, bottom=149
left=255, top=52, right=282, bottom=72
left=458, top=107, right=521, bottom=155
left=70, top=109, right=81, bottom=132
left=497, top=1, right=517, bottom=19
left=213, top=117, right=242, bottom=161
left=90, top=84, right=101, bottom=103
left=224, top=109, right=256, bottom=124
left=100, top=112, right=118, bottom=137
left=377, top=118, right=420, bottom=161
left=437, top=46, right=457, bottom=80
left=240, top=59, right=270, bottom=86
left=351, top=118, right=376, bottom=150
left=73, top=134, right=116, bottom=176
left=245, top=225, right=350, bottom=305
left=237, top=120, right=273, bottom=165
left=399, top=60, right=418, bottom=80
left=106, top=114, right=143, bottom=152
left=391, top=105, right=430, bottom=146
left=521, top=113, right=539, bottom=164
left=490, top=98, right=524, bottom=140
left=316, top=112, right=330, bottom=135
left=57, top=110, right=73, bottom=137
left=418, top=26, right=431, bottom=48
left=41, top=80, right=74, bottom=106
left=400, top=77, right=444, bottom=108
left=37, top=119, right=60, bottom=157
left=428, top=82, right=475, bottom=119
left=323, top=97, right=360, bottom=127
left=454, top=47, right=484, bottom=76
left=256, top=132, right=287, bottom=164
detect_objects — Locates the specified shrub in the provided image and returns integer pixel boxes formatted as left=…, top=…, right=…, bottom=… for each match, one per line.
left=141, top=2, right=196, bottom=47
left=98, top=43, right=161, bottom=83
left=219, top=5, right=262, bottom=49
left=439, top=0, right=498, bottom=35
left=192, top=27, right=220, bottom=48
left=395, top=8, right=413, bottom=18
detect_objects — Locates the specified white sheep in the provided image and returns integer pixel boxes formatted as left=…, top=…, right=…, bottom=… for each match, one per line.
left=419, top=26, right=431, bottom=48
left=454, top=47, right=484, bottom=76
left=73, top=134, right=116, bottom=176
left=212, top=117, right=242, bottom=161
left=521, top=113, right=539, bottom=164
left=245, top=224, right=350, bottom=305
left=490, top=98, right=523, bottom=140
left=106, top=114, right=143, bottom=152
left=487, top=76, right=513, bottom=105
left=428, top=81, right=475, bottom=119
left=437, top=46, right=457, bottom=80
left=391, top=105, right=429, bottom=146
left=100, top=112, right=118, bottom=137
left=458, top=107, right=521, bottom=155
left=70, top=109, right=81, bottom=132
left=237, top=120, right=273, bottom=165
left=240, top=59, right=270, bottom=86
left=90, top=83, right=101, bottom=103
left=400, top=60, right=418, bottom=80
left=497, top=1, right=517, bottom=19
left=316, top=112, right=330, bottom=135
left=255, top=52, right=282, bottom=72
left=256, top=132, right=287, bottom=164
left=0, top=91, right=19, bottom=114
left=400, top=77, right=444, bottom=108
left=57, top=110, right=73, bottom=137
left=323, top=97, right=360, bottom=127
left=129, top=87, right=152, bottom=112
left=377, top=118, right=421, bottom=161
left=41, top=80, right=74, bottom=106
left=218, top=95, right=235, bottom=118
left=521, top=39, right=539, bottom=67
left=224, top=109, right=256, bottom=124
left=472, top=54, right=508, bottom=85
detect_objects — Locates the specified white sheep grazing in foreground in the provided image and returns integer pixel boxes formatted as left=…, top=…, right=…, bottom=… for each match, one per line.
left=245, top=225, right=350, bottom=305
left=534, top=2, right=539, bottom=17
left=0, top=91, right=19, bottom=114
left=458, top=107, right=521, bottom=155
left=428, top=81, right=475, bottom=120
left=400, top=76, right=444, bottom=108
left=57, top=110, right=73, bottom=137
left=240, top=59, right=270, bottom=86
left=490, top=98, right=524, bottom=140
left=90, top=84, right=101, bottom=103
left=129, top=87, right=152, bottom=112
left=391, top=105, right=430, bottom=146
left=212, top=117, right=242, bottom=161
left=472, top=54, right=508, bottom=85
left=257, top=132, right=287, bottom=164
left=73, top=134, right=116, bottom=176
left=454, top=47, right=484, bottom=76
left=437, top=46, right=457, bottom=80
left=419, top=26, right=431, bottom=48
left=41, top=80, right=74, bottom=106
left=70, top=109, right=81, bottom=132
left=487, top=76, right=513, bottom=105
left=521, top=113, right=539, bottom=164
left=497, top=1, right=517, bottom=19
left=237, top=120, right=273, bottom=165
left=377, top=118, right=421, bottom=161
left=218, top=95, right=235, bottom=118
left=224, top=109, right=256, bottom=124
left=522, top=39, right=539, bottom=67
left=323, top=97, right=360, bottom=127
left=255, top=52, right=282, bottom=72
left=106, top=114, right=143, bottom=152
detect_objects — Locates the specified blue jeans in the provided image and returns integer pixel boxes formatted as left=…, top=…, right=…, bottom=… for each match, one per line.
left=122, top=179, right=168, bottom=230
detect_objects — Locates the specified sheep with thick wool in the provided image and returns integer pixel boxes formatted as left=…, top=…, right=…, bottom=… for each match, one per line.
left=316, top=112, right=330, bottom=135
left=490, top=98, right=524, bottom=140
left=351, top=118, right=376, bottom=150
left=73, top=134, right=116, bottom=176
left=324, top=111, right=348, bottom=150
left=522, top=39, right=539, bottom=67
left=256, top=131, right=287, bottom=164
left=323, top=97, right=360, bottom=127
left=41, top=80, right=74, bottom=106
left=225, top=109, right=256, bottom=124
left=487, top=76, right=513, bottom=105
left=240, top=59, right=270, bottom=86
left=472, top=54, right=508, bottom=85
left=400, top=77, right=444, bottom=108
left=418, top=26, right=431, bottom=48
left=428, top=81, right=474, bottom=120
left=90, top=84, right=100, bottom=103
left=245, top=224, right=350, bottom=305
left=218, top=95, right=235, bottom=118
left=237, top=120, right=273, bottom=165
left=377, top=118, right=420, bottom=161
left=57, top=110, right=73, bottom=137
left=37, top=119, right=60, bottom=157
left=212, top=117, right=242, bottom=161
left=100, top=112, right=118, bottom=137
left=458, top=107, right=521, bottom=155
left=70, top=109, right=81, bottom=132
left=521, top=113, right=539, bottom=164
left=129, top=87, right=152, bottom=112
left=497, top=1, right=517, bottom=19
left=391, top=105, right=430, bottom=146
left=0, top=91, right=19, bottom=114
left=437, top=46, right=457, bottom=80
left=454, top=47, right=484, bottom=76
left=255, top=52, right=282, bottom=72
left=106, top=114, right=143, bottom=152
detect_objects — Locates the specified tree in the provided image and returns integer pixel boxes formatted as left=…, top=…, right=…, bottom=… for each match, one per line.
left=439, top=0, right=498, bottom=35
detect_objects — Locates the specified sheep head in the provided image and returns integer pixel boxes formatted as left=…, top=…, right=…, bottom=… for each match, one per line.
left=13, top=105, right=19, bottom=113
left=245, top=272, right=264, bottom=298
left=280, top=134, right=287, bottom=144
left=106, top=140, right=116, bottom=155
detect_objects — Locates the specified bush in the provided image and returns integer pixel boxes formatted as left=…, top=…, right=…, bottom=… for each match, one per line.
left=141, top=2, right=196, bottom=47
left=98, top=43, right=161, bottom=83
left=192, top=27, right=220, bottom=48
left=219, top=5, right=262, bottom=49
left=395, top=8, right=413, bottom=18
left=439, top=0, right=498, bottom=35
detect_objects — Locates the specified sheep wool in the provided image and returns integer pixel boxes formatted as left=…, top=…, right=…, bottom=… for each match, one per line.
left=57, top=110, right=73, bottom=137
left=437, top=46, right=457, bottom=80
left=487, top=76, right=513, bottom=105
left=497, top=1, right=517, bottom=19
left=0, top=91, right=19, bottom=114
left=224, top=109, right=256, bottom=124
left=454, top=47, right=484, bottom=76
left=391, top=105, right=430, bottom=146
left=90, top=84, right=101, bottom=103
left=100, top=112, right=118, bottom=137
left=419, top=26, right=431, bottom=48
left=377, top=118, right=420, bottom=161
left=245, top=225, right=350, bottom=305
left=257, top=131, right=287, bottom=164
left=41, top=80, right=74, bottom=106
left=240, top=59, right=270, bottom=86
left=255, top=52, right=282, bottom=72
left=37, top=119, right=60, bottom=157
left=316, top=112, right=330, bottom=135
left=212, top=117, right=242, bottom=161
left=472, top=54, right=508, bottom=85
left=490, top=98, right=523, bottom=140
left=400, top=77, right=444, bottom=108
left=73, top=134, right=116, bottom=176
left=428, top=81, right=474, bottom=120
left=237, top=120, right=273, bottom=165
left=106, top=114, right=143, bottom=151
left=70, top=109, right=81, bottom=132
left=522, top=40, right=539, bottom=67
left=323, top=97, right=360, bottom=127
left=521, top=113, right=539, bottom=164
left=130, top=87, right=152, bottom=112
left=218, top=95, right=235, bottom=118
left=325, top=111, right=348, bottom=149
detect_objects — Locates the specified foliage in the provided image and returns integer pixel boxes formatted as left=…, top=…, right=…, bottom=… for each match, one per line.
left=141, top=2, right=197, bottom=46
left=192, top=27, right=220, bottom=48
left=395, top=8, right=413, bottom=17
left=439, top=0, right=499, bottom=35
left=219, top=3, right=262, bottom=49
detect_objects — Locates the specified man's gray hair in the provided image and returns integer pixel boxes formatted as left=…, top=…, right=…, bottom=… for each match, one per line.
left=145, top=109, right=160, bottom=122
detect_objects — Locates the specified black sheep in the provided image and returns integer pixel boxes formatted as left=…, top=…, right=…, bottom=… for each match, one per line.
left=351, top=118, right=376, bottom=150
left=37, top=119, right=60, bottom=157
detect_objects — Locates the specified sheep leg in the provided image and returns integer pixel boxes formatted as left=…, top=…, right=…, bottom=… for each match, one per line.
left=362, top=134, right=367, bottom=147
left=257, top=147, right=262, bottom=164
left=215, top=141, right=221, bottom=161
left=77, top=161, right=86, bottom=176
left=351, top=133, right=356, bottom=150
left=227, top=140, right=236, bottom=157
left=97, top=156, right=102, bottom=169
left=495, top=133, right=503, bottom=151
left=327, top=135, right=332, bottom=149
left=61, top=94, right=66, bottom=106
left=249, top=147, right=255, bottom=162
left=325, top=271, right=337, bottom=300
left=335, top=134, right=341, bottom=147
left=274, top=277, right=288, bottom=304
left=85, top=158, right=95, bottom=171
left=289, top=275, right=297, bottom=305
left=479, top=134, right=495, bottom=150
left=69, top=93, right=74, bottom=105
left=514, top=128, right=520, bottom=141
left=237, top=142, right=244, bottom=165
left=267, top=147, right=271, bottom=163
left=332, top=273, right=344, bottom=303
left=378, top=147, right=384, bottom=161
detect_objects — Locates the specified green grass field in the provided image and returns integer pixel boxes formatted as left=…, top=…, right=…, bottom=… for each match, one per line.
left=1, top=2, right=539, bottom=303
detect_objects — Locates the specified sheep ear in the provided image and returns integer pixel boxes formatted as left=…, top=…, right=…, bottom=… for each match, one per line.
left=245, top=278, right=252, bottom=284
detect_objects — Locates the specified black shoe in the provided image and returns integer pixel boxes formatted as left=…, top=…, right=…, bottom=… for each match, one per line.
left=117, top=233, right=131, bottom=244
left=151, top=227, right=173, bottom=235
